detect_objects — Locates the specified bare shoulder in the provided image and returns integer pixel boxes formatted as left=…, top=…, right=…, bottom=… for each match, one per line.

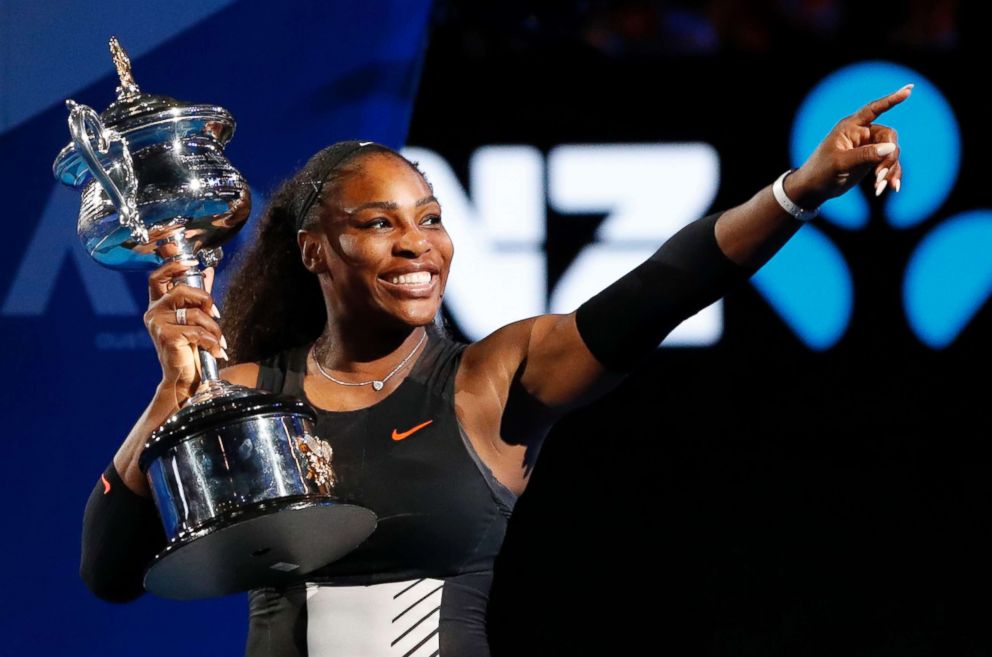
left=457, top=314, right=565, bottom=398
left=219, top=361, right=261, bottom=388
left=459, top=316, right=542, bottom=383
left=454, top=313, right=573, bottom=436
left=459, top=312, right=617, bottom=408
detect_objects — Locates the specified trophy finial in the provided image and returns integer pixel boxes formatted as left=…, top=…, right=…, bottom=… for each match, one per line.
left=109, top=36, right=140, bottom=99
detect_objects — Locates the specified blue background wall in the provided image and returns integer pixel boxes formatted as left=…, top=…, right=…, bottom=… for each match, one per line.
left=0, top=2, right=432, bottom=655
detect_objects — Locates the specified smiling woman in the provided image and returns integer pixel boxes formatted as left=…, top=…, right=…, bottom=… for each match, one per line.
left=219, top=142, right=453, bottom=367
left=295, top=150, right=451, bottom=337
left=215, top=142, right=516, bottom=657
left=80, top=82, right=911, bottom=657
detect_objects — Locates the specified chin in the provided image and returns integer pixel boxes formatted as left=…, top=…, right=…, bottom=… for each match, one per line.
left=381, top=303, right=441, bottom=329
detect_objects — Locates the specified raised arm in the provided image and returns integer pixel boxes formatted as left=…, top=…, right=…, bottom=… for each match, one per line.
left=461, top=83, right=911, bottom=446
left=80, top=260, right=234, bottom=602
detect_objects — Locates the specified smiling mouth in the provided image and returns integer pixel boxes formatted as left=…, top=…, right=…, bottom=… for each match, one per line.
left=377, top=272, right=438, bottom=297
left=381, top=270, right=433, bottom=285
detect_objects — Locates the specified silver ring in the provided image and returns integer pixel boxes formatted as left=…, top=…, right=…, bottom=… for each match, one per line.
left=175, top=307, right=188, bottom=325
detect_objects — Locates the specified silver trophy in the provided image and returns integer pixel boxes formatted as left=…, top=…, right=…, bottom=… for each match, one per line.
left=53, top=37, right=376, bottom=600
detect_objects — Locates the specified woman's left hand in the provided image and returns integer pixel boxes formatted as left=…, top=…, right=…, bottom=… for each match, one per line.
left=785, top=83, right=913, bottom=208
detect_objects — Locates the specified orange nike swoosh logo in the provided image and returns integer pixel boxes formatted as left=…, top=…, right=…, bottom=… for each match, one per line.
left=392, top=419, right=434, bottom=441
left=101, top=473, right=111, bottom=495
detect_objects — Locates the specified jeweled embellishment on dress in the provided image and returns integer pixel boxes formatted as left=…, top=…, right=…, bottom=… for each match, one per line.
left=297, top=432, right=336, bottom=493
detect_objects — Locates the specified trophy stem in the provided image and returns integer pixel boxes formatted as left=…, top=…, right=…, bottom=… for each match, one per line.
left=155, top=227, right=222, bottom=385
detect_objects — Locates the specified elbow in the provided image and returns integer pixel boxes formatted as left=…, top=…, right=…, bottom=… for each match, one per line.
left=80, top=463, right=164, bottom=604
left=79, top=556, right=146, bottom=604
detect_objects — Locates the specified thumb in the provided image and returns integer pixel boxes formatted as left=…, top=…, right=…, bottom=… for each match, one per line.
left=838, top=141, right=897, bottom=171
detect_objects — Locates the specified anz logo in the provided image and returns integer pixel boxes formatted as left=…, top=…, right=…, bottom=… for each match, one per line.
left=402, top=143, right=723, bottom=346
left=2, top=61, right=980, bottom=351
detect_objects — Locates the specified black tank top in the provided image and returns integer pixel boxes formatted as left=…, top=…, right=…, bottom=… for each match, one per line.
left=244, top=327, right=517, bottom=657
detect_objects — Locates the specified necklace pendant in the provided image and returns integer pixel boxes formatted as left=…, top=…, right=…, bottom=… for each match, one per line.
left=372, top=380, right=384, bottom=391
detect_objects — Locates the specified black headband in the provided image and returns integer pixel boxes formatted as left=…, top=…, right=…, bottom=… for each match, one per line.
left=295, top=140, right=377, bottom=231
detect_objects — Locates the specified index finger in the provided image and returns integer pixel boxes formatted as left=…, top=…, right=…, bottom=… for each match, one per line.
left=148, top=257, right=201, bottom=302
left=852, top=83, right=914, bottom=126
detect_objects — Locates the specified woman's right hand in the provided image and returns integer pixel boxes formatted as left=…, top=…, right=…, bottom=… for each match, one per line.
left=144, top=258, right=227, bottom=406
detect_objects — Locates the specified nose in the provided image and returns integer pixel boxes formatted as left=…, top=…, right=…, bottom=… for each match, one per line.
left=394, top=222, right=431, bottom=257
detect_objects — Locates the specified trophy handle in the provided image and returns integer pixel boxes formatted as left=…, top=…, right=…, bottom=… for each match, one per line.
left=65, top=100, right=148, bottom=243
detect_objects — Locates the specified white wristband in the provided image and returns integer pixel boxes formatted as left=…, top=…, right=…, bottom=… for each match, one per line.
left=773, top=169, right=820, bottom=222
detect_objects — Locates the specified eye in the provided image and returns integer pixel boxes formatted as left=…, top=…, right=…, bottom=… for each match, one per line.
left=422, top=214, right=442, bottom=225
left=364, top=217, right=389, bottom=229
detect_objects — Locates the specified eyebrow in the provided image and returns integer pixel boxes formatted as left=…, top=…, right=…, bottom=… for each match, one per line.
left=346, top=195, right=440, bottom=215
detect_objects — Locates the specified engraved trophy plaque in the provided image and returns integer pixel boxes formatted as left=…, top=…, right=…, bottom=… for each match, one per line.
left=54, top=37, right=376, bottom=600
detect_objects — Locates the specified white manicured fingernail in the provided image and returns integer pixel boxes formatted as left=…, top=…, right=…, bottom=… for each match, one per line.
left=876, top=143, right=896, bottom=157
left=901, top=83, right=914, bottom=91
left=875, top=179, right=888, bottom=196
left=876, top=167, right=889, bottom=183
left=894, top=179, right=901, bottom=193
left=221, top=334, right=228, bottom=350
left=211, top=304, right=221, bottom=318
left=219, top=348, right=229, bottom=361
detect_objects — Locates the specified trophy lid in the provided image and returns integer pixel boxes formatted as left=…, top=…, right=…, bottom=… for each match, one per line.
left=53, top=37, right=236, bottom=187
left=98, top=37, right=234, bottom=133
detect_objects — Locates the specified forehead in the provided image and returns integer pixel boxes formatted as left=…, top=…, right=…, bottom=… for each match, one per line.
left=333, top=152, right=431, bottom=206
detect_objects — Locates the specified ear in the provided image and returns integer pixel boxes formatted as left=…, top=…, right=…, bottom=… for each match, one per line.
left=297, top=228, right=327, bottom=274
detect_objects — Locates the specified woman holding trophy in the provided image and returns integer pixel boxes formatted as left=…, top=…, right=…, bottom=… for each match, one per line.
left=81, top=84, right=911, bottom=656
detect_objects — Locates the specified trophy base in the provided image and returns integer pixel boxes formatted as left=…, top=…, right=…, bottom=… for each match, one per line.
left=143, top=496, right=377, bottom=600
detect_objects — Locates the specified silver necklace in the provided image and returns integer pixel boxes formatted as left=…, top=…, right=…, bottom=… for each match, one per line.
left=309, top=330, right=427, bottom=391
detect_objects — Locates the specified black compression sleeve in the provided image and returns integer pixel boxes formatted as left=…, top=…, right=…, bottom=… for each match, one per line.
left=574, top=210, right=760, bottom=373
left=80, top=462, right=167, bottom=603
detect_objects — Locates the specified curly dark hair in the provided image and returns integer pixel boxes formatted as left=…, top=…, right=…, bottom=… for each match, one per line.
left=219, top=140, right=449, bottom=365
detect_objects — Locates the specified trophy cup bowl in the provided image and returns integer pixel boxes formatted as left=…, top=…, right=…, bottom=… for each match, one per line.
left=54, top=37, right=376, bottom=600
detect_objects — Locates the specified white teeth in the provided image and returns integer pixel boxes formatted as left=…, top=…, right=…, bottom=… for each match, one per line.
left=388, top=271, right=432, bottom=285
